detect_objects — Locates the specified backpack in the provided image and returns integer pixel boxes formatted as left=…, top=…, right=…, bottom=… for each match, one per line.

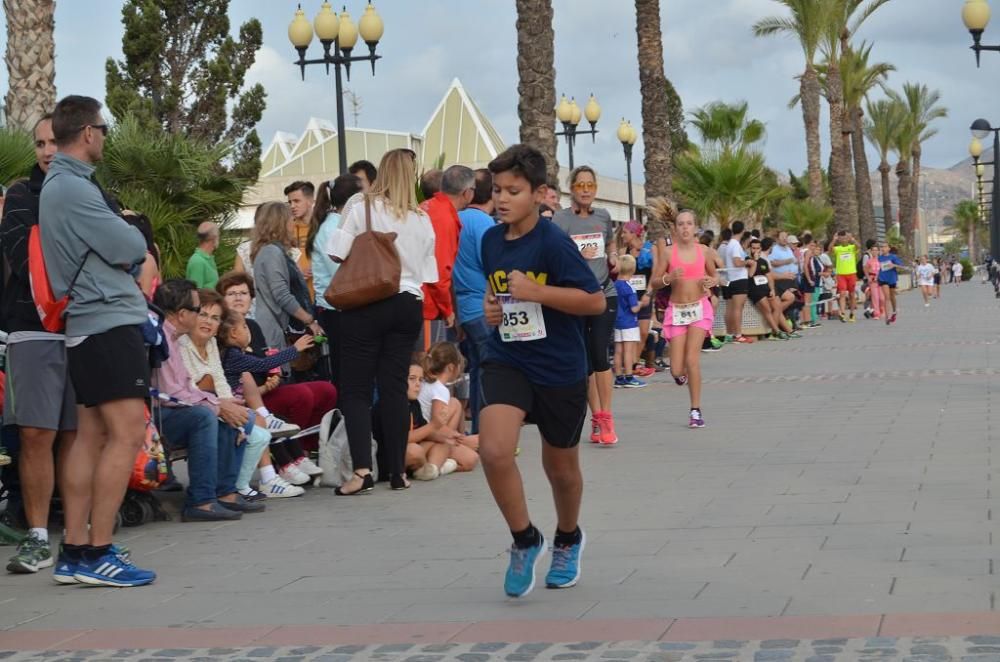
left=27, top=224, right=88, bottom=333
left=315, top=408, right=378, bottom=487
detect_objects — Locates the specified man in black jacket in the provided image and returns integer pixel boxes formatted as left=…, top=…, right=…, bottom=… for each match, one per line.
left=0, top=113, right=75, bottom=575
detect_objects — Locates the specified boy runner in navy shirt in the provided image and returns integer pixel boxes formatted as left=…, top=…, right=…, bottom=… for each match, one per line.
left=479, top=145, right=605, bottom=598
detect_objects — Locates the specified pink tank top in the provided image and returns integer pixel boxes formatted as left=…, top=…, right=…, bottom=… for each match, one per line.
left=670, top=242, right=706, bottom=281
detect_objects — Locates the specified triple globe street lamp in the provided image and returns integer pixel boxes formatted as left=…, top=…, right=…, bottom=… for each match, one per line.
left=555, top=94, right=601, bottom=170
left=288, top=2, right=385, bottom=175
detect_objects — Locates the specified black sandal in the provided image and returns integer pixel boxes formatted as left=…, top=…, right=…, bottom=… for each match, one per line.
left=390, top=473, right=410, bottom=491
left=335, top=471, right=374, bottom=496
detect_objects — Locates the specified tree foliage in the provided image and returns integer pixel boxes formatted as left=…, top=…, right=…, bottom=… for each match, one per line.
left=673, top=149, right=782, bottom=230
left=0, top=128, right=35, bottom=186
left=689, top=101, right=766, bottom=156
left=104, top=0, right=266, bottom=180
left=664, top=78, right=689, bottom=159
left=778, top=198, right=834, bottom=238
left=96, top=117, right=252, bottom=279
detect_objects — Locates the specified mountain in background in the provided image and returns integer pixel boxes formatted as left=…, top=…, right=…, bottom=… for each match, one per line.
left=869, top=155, right=978, bottom=230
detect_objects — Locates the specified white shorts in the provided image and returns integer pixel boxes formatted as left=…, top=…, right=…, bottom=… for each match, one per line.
left=614, top=327, right=641, bottom=343
left=919, top=280, right=934, bottom=287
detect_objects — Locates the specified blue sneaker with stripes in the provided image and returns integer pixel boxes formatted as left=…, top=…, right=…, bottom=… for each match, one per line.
left=73, top=550, right=156, bottom=587
left=52, top=553, right=80, bottom=585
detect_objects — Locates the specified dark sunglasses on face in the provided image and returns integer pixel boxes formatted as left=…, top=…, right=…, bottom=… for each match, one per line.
left=77, top=124, right=109, bottom=137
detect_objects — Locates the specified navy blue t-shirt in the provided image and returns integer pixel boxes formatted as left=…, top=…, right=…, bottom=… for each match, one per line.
left=481, top=217, right=601, bottom=386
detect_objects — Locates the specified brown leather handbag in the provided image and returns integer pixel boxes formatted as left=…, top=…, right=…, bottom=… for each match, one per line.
left=324, top=198, right=402, bottom=310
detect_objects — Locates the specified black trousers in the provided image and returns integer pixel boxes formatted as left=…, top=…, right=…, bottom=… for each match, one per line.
left=339, top=293, right=422, bottom=475
left=317, top=307, right=343, bottom=390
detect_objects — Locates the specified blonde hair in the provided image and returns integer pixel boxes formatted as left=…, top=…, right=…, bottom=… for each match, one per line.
left=644, top=197, right=677, bottom=243
left=421, top=342, right=464, bottom=382
left=367, top=149, right=422, bottom=220
left=250, top=201, right=293, bottom=262
left=617, top=253, right=637, bottom=277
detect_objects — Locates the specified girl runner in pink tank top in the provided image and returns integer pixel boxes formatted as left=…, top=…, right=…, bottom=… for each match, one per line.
left=651, top=206, right=719, bottom=429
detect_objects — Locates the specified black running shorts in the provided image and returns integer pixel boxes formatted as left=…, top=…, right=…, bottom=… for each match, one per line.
left=68, top=325, right=149, bottom=408
left=480, top=362, right=588, bottom=449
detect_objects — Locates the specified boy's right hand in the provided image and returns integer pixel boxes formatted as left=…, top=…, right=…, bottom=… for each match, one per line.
left=484, top=291, right=502, bottom=327
left=294, top=334, right=315, bottom=353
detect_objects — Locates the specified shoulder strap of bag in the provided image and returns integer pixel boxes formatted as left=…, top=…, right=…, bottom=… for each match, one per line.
left=365, top=197, right=372, bottom=233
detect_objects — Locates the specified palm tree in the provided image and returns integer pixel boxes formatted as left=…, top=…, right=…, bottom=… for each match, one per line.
left=840, top=43, right=894, bottom=245
left=864, top=98, right=903, bottom=237
left=779, top=198, right=835, bottom=237
left=635, top=0, right=673, bottom=199
left=673, top=149, right=782, bottom=230
left=953, top=200, right=984, bottom=261
left=0, top=128, right=35, bottom=186
left=689, top=101, right=766, bottom=155
left=753, top=0, right=828, bottom=204
left=822, top=0, right=893, bottom=235
left=515, top=0, right=558, bottom=182
left=894, top=82, right=948, bottom=253
left=3, top=0, right=56, bottom=131
left=889, top=97, right=917, bottom=255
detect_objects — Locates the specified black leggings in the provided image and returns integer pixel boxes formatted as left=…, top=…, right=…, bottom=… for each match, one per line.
left=339, top=293, right=422, bottom=476
left=585, top=294, right=617, bottom=374
left=270, top=438, right=305, bottom=468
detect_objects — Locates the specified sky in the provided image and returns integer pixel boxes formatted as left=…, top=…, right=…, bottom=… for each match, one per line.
left=0, top=0, right=992, bottom=183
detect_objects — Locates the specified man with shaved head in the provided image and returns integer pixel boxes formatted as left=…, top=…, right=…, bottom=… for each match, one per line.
left=186, top=220, right=220, bottom=289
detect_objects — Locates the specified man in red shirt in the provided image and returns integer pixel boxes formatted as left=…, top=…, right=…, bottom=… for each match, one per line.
left=421, top=165, right=474, bottom=336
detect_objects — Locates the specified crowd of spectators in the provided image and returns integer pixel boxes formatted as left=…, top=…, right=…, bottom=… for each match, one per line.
left=0, top=93, right=930, bottom=588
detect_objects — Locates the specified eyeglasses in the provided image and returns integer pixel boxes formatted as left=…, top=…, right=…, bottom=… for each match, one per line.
left=76, top=124, right=109, bottom=136
left=197, top=311, right=222, bottom=323
left=225, top=290, right=251, bottom=298
left=572, top=182, right=597, bottom=192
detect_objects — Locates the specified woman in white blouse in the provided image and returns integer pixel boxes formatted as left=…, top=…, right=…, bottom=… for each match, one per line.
left=328, top=148, right=437, bottom=495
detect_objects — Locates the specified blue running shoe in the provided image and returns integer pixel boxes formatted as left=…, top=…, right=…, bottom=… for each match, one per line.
left=546, top=529, right=586, bottom=589
left=73, top=550, right=156, bottom=587
left=504, top=535, right=546, bottom=598
left=52, top=553, right=80, bottom=585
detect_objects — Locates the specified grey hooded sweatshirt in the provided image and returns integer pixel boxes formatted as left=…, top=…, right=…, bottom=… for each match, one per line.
left=39, top=153, right=148, bottom=337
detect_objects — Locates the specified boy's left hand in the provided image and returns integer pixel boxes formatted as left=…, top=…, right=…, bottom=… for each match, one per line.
left=484, top=292, right=502, bottom=326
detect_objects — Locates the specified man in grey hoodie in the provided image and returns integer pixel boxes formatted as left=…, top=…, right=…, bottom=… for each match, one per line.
left=38, top=95, right=155, bottom=587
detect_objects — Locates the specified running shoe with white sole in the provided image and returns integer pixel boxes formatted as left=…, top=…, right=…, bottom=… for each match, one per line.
left=674, top=375, right=688, bottom=386
left=689, top=408, right=705, bottom=429
left=258, top=475, right=305, bottom=497
left=73, top=550, right=156, bottom=587
left=546, top=529, right=586, bottom=589
left=7, top=531, right=52, bottom=574
left=295, top=456, right=323, bottom=477
left=279, top=464, right=311, bottom=486
left=504, top=535, right=546, bottom=598
left=52, top=554, right=80, bottom=585
left=265, top=416, right=301, bottom=439
left=622, top=376, right=647, bottom=388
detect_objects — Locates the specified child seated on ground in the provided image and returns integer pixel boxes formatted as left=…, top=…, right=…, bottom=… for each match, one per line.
left=217, top=309, right=321, bottom=496
left=413, top=343, right=479, bottom=480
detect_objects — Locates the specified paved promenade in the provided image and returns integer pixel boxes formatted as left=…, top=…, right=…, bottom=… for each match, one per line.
left=2, top=282, right=1000, bottom=660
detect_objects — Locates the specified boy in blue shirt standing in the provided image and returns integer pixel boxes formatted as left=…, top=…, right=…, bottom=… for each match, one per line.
left=480, top=145, right=605, bottom=598
left=612, top=254, right=649, bottom=391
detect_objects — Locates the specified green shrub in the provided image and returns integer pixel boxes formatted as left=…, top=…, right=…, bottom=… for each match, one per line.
left=961, top=258, right=973, bottom=281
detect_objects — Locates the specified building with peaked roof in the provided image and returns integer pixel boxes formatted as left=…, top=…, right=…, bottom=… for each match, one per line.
left=240, top=78, right=644, bottom=228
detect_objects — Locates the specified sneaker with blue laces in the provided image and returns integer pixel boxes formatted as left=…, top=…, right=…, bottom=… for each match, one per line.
left=504, top=535, right=546, bottom=598
left=73, top=549, right=156, bottom=587
left=545, top=529, right=586, bottom=589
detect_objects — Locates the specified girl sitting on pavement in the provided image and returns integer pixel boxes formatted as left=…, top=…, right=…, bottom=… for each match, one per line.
left=216, top=308, right=323, bottom=494
left=414, top=342, right=479, bottom=480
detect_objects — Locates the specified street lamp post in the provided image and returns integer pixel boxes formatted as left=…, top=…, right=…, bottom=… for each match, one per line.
left=288, top=2, right=384, bottom=175
left=617, top=119, right=638, bottom=219
left=555, top=94, right=601, bottom=170
left=963, top=0, right=997, bottom=66
left=969, top=121, right=1000, bottom=259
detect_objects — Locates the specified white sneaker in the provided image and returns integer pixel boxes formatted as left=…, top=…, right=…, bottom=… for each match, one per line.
left=265, top=416, right=301, bottom=439
left=440, top=458, right=458, bottom=476
left=295, top=456, right=323, bottom=476
left=413, top=463, right=439, bottom=481
left=279, top=464, right=311, bottom=486
left=259, top=475, right=305, bottom=498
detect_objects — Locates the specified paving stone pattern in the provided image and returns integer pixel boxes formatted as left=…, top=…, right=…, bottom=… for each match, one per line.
left=6, top=636, right=1000, bottom=660
left=2, top=285, right=1000, bottom=653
